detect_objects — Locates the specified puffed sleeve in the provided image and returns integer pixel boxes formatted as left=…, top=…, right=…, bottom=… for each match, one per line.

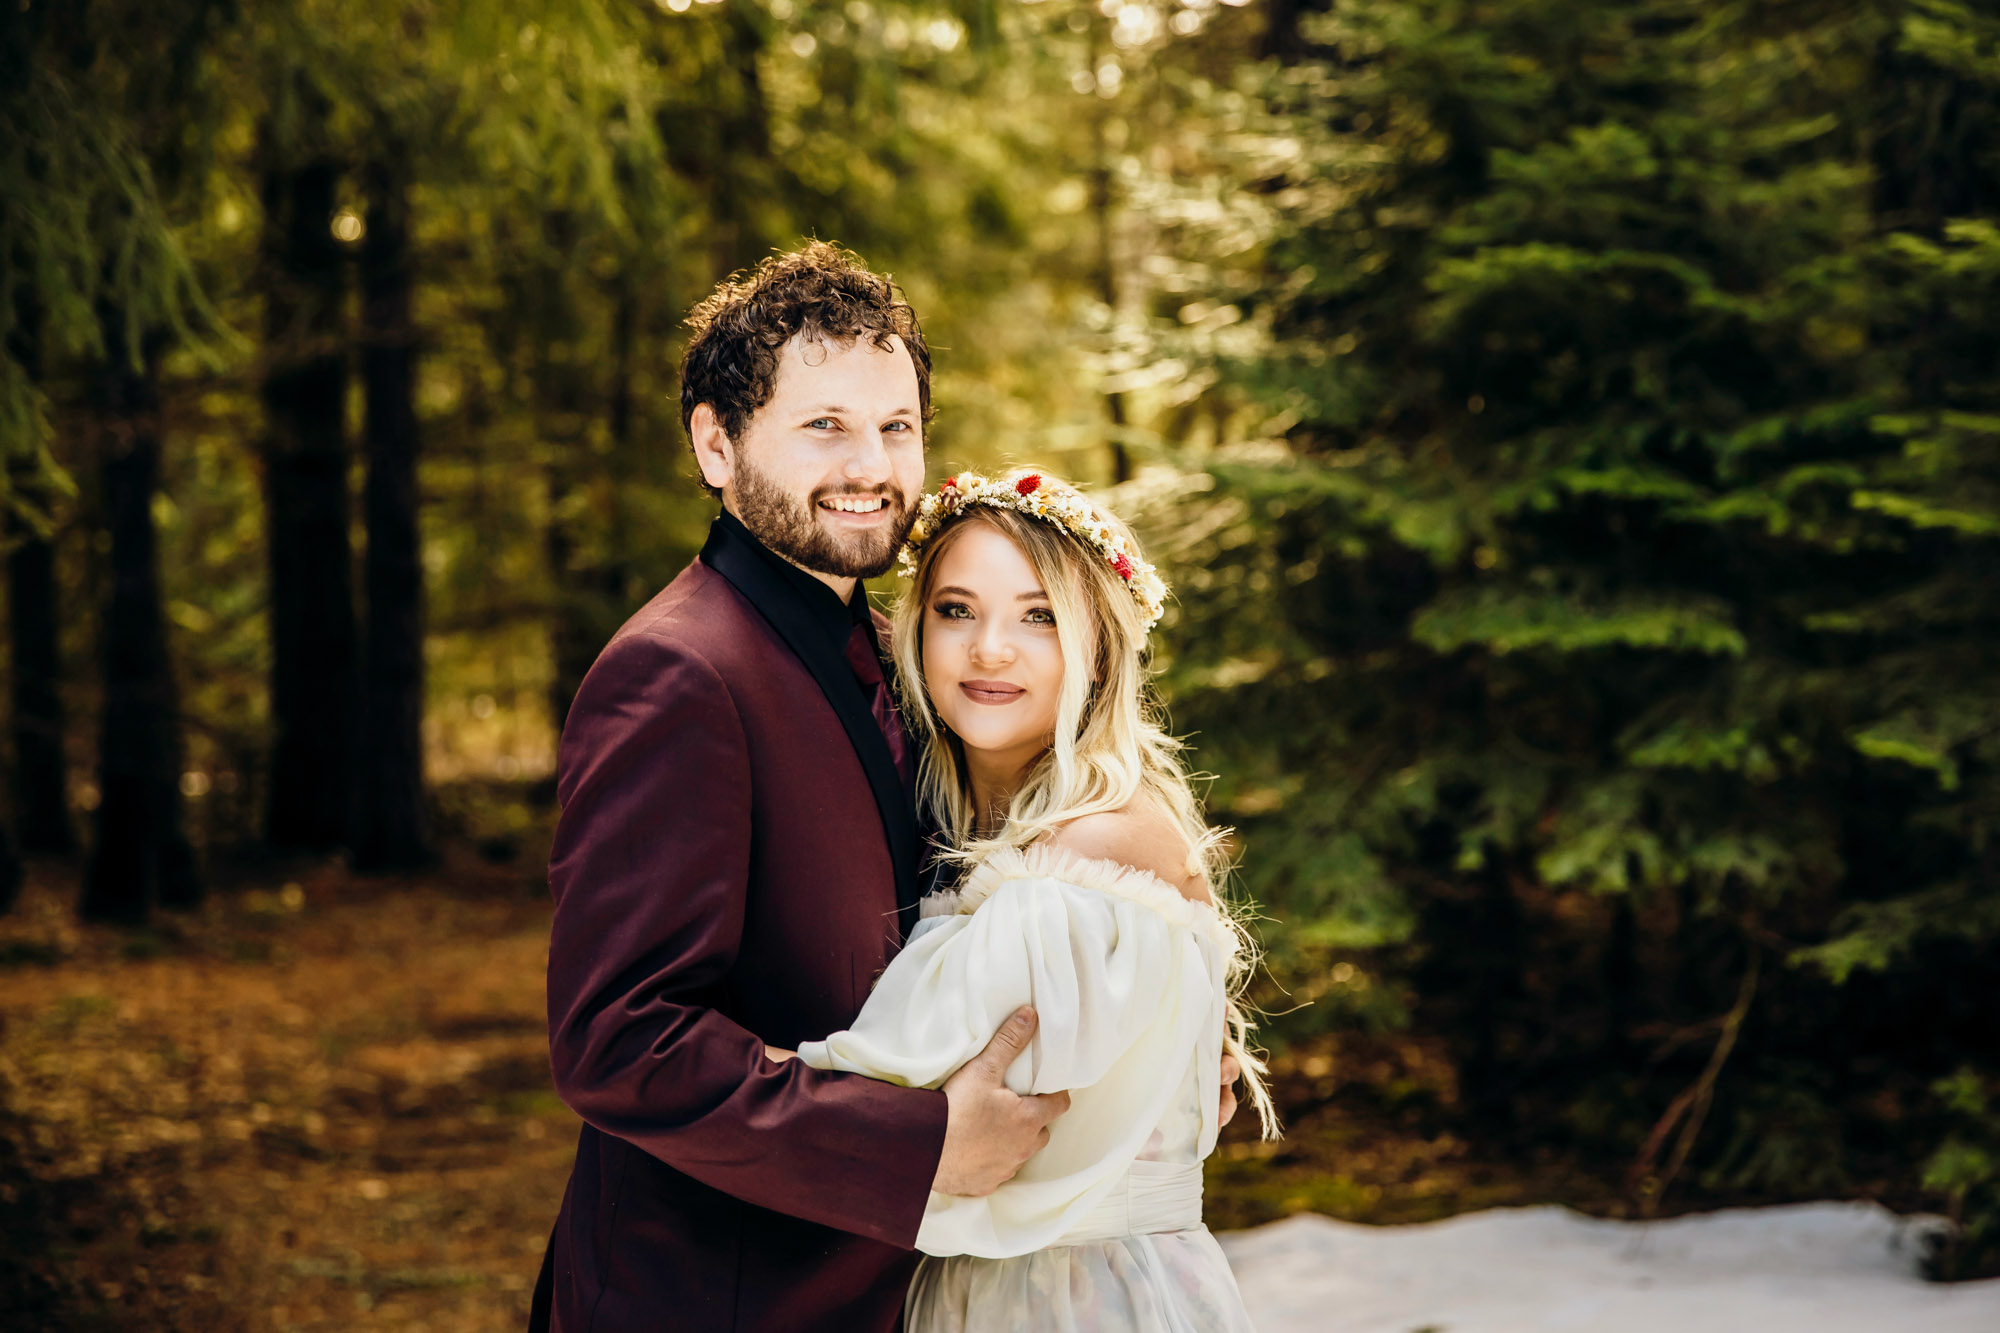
left=796, top=867, right=1230, bottom=1258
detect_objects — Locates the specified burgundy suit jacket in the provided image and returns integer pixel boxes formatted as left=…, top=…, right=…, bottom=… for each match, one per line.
left=540, top=514, right=949, bottom=1333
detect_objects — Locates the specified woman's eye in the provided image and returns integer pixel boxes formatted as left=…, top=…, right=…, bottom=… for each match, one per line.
left=1026, top=608, right=1056, bottom=626
left=932, top=601, right=972, bottom=620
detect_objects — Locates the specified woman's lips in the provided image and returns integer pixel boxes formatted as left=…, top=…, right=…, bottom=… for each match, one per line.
left=959, top=680, right=1025, bottom=705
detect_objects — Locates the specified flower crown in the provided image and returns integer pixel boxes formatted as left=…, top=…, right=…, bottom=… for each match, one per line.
left=898, top=469, right=1168, bottom=631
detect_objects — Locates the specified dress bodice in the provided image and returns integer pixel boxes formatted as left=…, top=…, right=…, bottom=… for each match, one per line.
left=798, top=843, right=1240, bottom=1259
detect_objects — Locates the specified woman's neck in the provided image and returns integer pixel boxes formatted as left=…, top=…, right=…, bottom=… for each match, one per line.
left=963, top=743, right=1042, bottom=839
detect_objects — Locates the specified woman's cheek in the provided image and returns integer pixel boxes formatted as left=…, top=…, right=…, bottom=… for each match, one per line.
left=1030, top=642, right=1062, bottom=734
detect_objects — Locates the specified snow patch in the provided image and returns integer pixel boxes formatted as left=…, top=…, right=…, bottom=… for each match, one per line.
left=1220, top=1202, right=2000, bottom=1333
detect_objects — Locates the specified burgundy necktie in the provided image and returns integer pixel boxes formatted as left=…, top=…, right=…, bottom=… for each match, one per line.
left=845, top=621, right=913, bottom=786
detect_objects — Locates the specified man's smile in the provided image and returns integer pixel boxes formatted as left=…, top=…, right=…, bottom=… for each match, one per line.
left=820, top=494, right=891, bottom=516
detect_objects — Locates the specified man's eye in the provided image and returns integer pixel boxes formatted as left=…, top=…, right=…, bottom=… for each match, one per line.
left=883, top=420, right=912, bottom=432
left=807, top=418, right=837, bottom=430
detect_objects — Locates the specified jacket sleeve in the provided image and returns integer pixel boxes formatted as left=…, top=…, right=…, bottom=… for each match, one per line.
left=544, top=627, right=947, bottom=1248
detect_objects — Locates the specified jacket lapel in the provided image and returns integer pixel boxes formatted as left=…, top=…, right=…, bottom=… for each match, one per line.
left=699, top=526, right=923, bottom=937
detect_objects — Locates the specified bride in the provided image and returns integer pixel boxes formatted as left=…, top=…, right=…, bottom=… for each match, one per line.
left=791, top=469, right=1279, bottom=1331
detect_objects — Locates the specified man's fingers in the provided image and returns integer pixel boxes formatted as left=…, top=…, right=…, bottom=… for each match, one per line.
left=967, top=1006, right=1038, bottom=1080
left=1034, top=1125, right=1051, bottom=1152
left=1035, top=1089, right=1071, bottom=1122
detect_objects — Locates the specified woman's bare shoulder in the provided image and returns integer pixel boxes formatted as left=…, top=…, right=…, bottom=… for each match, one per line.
left=1044, top=800, right=1213, bottom=905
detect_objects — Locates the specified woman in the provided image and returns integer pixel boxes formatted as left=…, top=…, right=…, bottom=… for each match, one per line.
left=795, top=469, right=1279, bottom=1332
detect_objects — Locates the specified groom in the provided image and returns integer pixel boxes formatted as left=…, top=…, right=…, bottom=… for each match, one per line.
left=531, top=244, right=1069, bottom=1333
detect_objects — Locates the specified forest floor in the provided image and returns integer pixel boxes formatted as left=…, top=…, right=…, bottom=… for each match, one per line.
left=0, top=854, right=1621, bottom=1333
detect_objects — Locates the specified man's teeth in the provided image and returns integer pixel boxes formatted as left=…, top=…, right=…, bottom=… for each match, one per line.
left=822, top=497, right=885, bottom=513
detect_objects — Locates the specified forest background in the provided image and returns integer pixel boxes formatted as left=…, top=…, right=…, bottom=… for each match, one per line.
left=2, top=0, right=1998, bottom=1328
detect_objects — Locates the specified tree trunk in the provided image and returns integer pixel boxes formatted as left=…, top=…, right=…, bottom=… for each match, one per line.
left=542, top=286, right=641, bottom=737
left=259, top=135, right=356, bottom=853
left=1259, top=0, right=1333, bottom=64
left=1601, top=890, right=1639, bottom=1061
left=536, top=217, right=632, bottom=736
left=1087, top=18, right=1132, bottom=485
left=7, top=507, right=71, bottom=855
left=80, top=310, right=200, bottom=922
left=0, top=820, right=17, bottom=914
left=6, top=296, right=75, bottom=857
left=540, top=342, right=590, bottom=736
left=1417, top=853, right=1528, bottom=1135
left=705, top=7, right=775, bottom=277
left=542, top=447, right=596, bottom=737
left=353, top=154, right=430, bottom=870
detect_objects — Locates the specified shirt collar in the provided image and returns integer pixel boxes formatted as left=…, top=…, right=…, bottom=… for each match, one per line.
left=709, top=507, right=872, bottom=651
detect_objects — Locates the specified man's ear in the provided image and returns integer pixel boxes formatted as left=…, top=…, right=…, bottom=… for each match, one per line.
left=689, top=403, right=735, bottom=493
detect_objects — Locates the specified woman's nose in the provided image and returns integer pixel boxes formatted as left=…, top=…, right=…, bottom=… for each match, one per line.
left=969, top=621, right=1014, bottom=665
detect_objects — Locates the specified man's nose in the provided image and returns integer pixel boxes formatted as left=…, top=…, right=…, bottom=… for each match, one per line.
left=840, top=426, right=893, bottom=485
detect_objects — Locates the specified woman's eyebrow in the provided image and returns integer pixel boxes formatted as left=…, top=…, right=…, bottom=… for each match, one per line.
left=930, top=585, right=1049, bottom=602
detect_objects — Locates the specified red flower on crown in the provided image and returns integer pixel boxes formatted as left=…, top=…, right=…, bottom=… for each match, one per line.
left=940, top=476, right=957, bottom=492
left=1015, top=474, right=1042, bottom=496
left=1112, top=553, right=1135, bottom=581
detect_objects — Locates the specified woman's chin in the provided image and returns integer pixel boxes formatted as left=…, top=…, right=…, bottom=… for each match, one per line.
left=952, top=729, right=1022, bottom=757
left=946, top=723, right=1046, bottom=762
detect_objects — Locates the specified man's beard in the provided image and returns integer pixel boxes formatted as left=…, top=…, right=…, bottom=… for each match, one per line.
left=732, top=454, right=917, bottom=580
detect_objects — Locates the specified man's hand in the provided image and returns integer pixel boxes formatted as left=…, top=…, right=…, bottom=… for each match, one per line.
left=932, top=1007, right=1070, bottom=1197
left=1218, top=1051, right=1242, bottom=1129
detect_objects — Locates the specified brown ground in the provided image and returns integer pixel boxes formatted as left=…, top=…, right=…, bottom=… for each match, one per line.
left=1, top=860, right=571, bottom=1332
left=0, top=858, right=1579, bottom=1332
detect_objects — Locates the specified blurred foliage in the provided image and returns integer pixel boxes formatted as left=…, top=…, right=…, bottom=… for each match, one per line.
left=0, top=0, right=234, bottom=513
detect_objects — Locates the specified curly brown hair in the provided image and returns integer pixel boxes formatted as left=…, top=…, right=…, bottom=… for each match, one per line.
left=679, top=241, right=934, bottom=495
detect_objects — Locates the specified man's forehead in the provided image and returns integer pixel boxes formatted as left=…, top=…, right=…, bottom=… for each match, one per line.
left=769, top=332, right=918, bottom=399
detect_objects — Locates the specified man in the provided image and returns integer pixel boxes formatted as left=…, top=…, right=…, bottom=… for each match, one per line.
left=532, top=244, right=1067, bottom=1333
left=535, top=243, right=1241, bottom=1332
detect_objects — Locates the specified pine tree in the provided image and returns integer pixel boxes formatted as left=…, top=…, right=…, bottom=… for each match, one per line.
left=1133, top=0, right=1999, bottom=1244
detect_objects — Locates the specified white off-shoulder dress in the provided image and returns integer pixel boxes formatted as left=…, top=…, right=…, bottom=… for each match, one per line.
left=797, top=844, right=1257, bottom=1333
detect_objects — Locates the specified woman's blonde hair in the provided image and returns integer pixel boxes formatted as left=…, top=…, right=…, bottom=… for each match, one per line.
left=888, top=491, right=1278, bottom=1139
